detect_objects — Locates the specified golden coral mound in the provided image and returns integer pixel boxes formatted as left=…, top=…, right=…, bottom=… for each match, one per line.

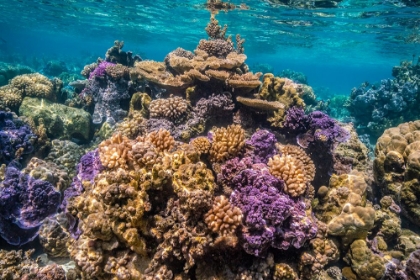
left=190, top=136, right=211, bottom=154
left=209, top=124, right=245, bottom=163
left=149, top=96, right=189, bottom=123
left=173, top=162, right=215, bottom=194
left=98, top=133, right=134, bottom=170
left=10, top=73, right=55, bottom=100
left=277, top=144, right=315, bottom=182
left=373, top=120, right=420, bottom=226
left=145, top=128, right=175, bottom=153
left=0, top=73, right=56, bottom=110
left=204, top=195, right=242, bottom=236
left=268, top=154, right=307, bottom=197
left=115, top=111, right=145, bottom=139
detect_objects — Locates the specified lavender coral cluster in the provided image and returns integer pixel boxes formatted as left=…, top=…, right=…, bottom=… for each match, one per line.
left=0, top=111, right=36, bottom=165
left=0, top=166, right=60, bottom=245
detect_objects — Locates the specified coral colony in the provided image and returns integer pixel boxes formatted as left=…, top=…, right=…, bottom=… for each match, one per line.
left=0, top=12, right=420, bottom=280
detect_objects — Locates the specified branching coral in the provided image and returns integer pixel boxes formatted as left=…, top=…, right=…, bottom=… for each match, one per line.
left=268, top=154, right=308, bottom=197
left=204, top=195, right=242, bottom=244
left=277, top=143, right=316, bottom=182
left=145, top=128, right=175, bottom=153
left=209, top=124, right=245, bottom=162
left=149, top=95, right=189, bottom=123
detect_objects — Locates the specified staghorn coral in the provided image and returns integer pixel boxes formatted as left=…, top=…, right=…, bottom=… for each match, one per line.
left=268, top=154, right=308, bottom=197
left=209, top=124, right=245, bottom=162
left=0, top=85, right=22, bottom=110
left=149, top=95, right=189, bottom=123
left=204, top=195, right=242, bottom=244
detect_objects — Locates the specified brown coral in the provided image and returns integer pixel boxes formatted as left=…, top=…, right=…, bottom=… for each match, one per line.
left=278, top=144, right=316, bottom=182
left=204, top=195, right=242, bottom=236
left=10, top=73, right=55, bottom=100
left=104, top=63, right=130, bottom=80
left=173, top=162, right=216, bottom=194
left=268, top=154, right=308, bottom=197
left=209, top=124, right=245, bottom=162
left=0, top=85, right=22, bottom=110
left=236, top=96, right=285, bottom=111
left=145, top=128, right=175, bottom=153
left=98, top=133, right=134, bottom=169
left=149, top=96, right=189, bottom=123
left=190, top=136, right=211, bottom=154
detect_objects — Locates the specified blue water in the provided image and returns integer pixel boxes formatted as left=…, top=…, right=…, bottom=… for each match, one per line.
left=1, top=0, right=418, bottom=95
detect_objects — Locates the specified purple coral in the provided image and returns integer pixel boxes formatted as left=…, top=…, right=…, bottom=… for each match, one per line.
left=61, top=150, right=103, bottom=238
left=0, top=111, right=36, bottom=165
left=297, top=111, right=349, bottom=151
left=282, top=106, right=309, bottom=134
left=230, top=166, right=317, bottom=256
left=245, top=130, right=277, bottom=164
left=0, top=166, right=60, bottom=245
left=89, top=61, right=115, bottom=79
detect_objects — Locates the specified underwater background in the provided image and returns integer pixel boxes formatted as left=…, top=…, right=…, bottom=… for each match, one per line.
left=0, top=0, right=420, bottom=279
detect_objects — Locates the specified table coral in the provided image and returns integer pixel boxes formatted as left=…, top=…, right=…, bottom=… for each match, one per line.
left=0, top=111, right=36, bottom=165
left=0, top=166, right=60, bottom=245
left=373, top=120, right=420, bottom=226
left=209, top=124, right=245, bottom=163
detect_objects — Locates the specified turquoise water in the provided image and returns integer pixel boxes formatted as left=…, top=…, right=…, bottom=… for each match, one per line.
left=1, top=0, right=418, bottom=94
left=1, top=1, right=420, bottom=279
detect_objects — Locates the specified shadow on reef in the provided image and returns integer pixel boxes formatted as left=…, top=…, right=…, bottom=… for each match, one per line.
left=1, top=7, right=420, bottom=280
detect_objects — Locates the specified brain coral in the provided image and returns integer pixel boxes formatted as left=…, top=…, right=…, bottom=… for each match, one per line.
left=373, top=120, right=420, bottom=226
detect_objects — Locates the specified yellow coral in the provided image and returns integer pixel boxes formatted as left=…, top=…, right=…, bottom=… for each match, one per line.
left=209, top=124, right=245, bottom=162
left=0, top=85, right=22, bottom=110
left=268, top=154, right=307, bottom=197
left=172, top=162, right=215, bottom=194
left=10, top=73, right=55, bottom=100
left=277, top=144, right=315, bottom=182
left=190, top=136, right=211, bottom=154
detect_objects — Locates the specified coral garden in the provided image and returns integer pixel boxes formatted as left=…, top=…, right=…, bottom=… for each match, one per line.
left=1, top=13, right=420, bottom=280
